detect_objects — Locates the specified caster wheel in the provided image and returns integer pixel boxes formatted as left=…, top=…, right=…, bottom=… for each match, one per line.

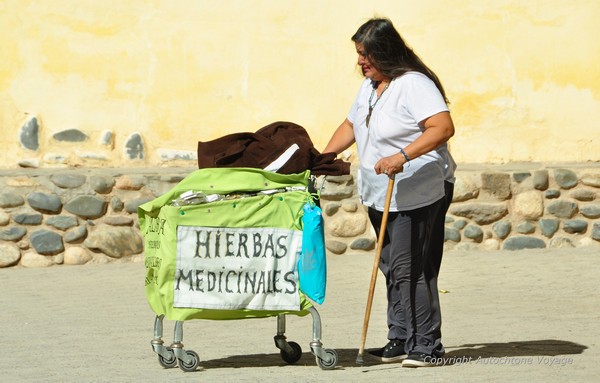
left=317, top=348, right=338, bottom=370
left=178, top=350, right=200, bottom=372
left=158, top=348, right=177, bottom=368
left=280, top=341, right=302, bottom=364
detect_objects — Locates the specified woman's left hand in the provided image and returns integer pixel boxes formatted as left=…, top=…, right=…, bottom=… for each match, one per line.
left=374, top=153, right=405, bottom=177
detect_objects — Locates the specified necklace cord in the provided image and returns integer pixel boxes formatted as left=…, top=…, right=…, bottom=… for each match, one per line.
left=366, top=82, right=390, bottom=128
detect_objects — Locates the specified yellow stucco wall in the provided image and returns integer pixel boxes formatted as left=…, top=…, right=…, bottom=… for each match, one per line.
left=1, top=0, right=599, bottom=168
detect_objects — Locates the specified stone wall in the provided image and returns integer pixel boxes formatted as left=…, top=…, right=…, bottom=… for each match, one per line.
left=1, top=164, right=599, bottom=268
left=0, top=168, right=188, bottom=268
left=320, top=163, right=600, bottom=253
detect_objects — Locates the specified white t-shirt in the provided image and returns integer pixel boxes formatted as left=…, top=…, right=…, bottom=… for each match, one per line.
left=347, top=72, right=451, bottom=211
left=437, top=142, right=457, bottom=184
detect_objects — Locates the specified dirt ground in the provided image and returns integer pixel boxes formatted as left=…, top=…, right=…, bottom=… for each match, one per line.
left=1, top=245, right=598, bottom=383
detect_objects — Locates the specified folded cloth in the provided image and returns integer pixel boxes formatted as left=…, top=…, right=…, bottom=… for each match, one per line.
left=197, top=121, right=350, bottom=176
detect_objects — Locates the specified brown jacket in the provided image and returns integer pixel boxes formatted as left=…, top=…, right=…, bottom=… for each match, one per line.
left=197, top=121, right=350, bottom=176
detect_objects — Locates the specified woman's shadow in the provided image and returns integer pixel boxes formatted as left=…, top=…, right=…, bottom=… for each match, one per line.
left=441, top=339, right=587, bottom=361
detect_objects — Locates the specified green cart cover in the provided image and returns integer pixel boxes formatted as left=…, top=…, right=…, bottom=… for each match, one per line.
left=138, top=167, right=314, bottom=321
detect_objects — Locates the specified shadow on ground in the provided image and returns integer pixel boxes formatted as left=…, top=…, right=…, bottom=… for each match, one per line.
left=179, top=339, right=586, bottom=370
left=443, top=339, right=587, bottom=359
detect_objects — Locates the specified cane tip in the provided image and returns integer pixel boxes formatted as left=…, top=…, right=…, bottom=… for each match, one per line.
left=355, top=354, right=364, bottom=365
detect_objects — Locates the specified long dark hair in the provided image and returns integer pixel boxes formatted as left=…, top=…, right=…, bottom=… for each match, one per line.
left=352, top=17, right=448, bottom=103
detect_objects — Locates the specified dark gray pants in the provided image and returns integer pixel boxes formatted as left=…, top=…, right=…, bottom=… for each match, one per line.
left=368, top=191, right=447, bottom=356
left=428, top=181, right=454, bottom=355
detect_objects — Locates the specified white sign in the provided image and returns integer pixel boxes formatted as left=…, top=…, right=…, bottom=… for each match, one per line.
left=174, top=225, right=302, bottom=311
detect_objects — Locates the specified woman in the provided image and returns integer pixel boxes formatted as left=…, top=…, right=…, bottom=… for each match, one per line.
left=323, top=17, right=456, bottom=368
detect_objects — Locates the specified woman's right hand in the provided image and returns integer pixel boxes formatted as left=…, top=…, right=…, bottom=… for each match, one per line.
left=374, top=153, right=406, bottom=177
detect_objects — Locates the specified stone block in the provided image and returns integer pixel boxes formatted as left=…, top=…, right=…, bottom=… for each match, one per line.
left=104, top=216, right=134, bottom=226
left=513, top=190, right=543, bottom=219
left=581, top=173, right=600, bottom=188
left=125, top=197, right=154, bottom=214
left=482, top=238, right=500, bottom=250
left=533, top=170, right=549, bottom=190
left=100, top=130, right=114, bottom=147
left=444, top=227, right=461, bottom=242
left=581, top=204, right=600, bottom=219
left=516, top=221, right=536, bottom=234
left=30, top=230, right=64, bottom=255
left=350, top=237, right=375, bottom=251
left=481, top=172, right=511, bottom=200
left=342, top=200, right=358, bottom=213
left=513, top=172, right=531, bottom=183
left=592, top=223, right=600, bottom=241
left=90, top=176, right=115, bottom=194
left=84, top=226, right=143, bottom=258
left=464, top=225, right=483, bottom=242
left=50, top=174, right=87, bottom=189
left=46, top=215, right=79, bottom=231
left=449, top=202, right=508, bottom=225
left=125, top=132, right=145, bottom=160
left=492, top=221, right=511, bottom=239
left=0, top=211, right=9, bottom=226
left=65, top=195, right=108, bottom=219
left=549, top=237, right=575, bottom=248
left=320, top=177, right=354, bottom=201
left=64, top=225, right=88, bottom=243
left=27, top=192, right=63, bottom=214
left=0, top=192, right=25, bottom=208
left=324, top=202, right=340, bottom=216
left=326, top=213, right=367, bottom=237
left=0, top=243, right=21, bottom=267
left=453, top=219, right=468, bottom=229
left=13, top=210, right=43, bottom=225
left=19, top=116, right=39, bottom=151
left=64, top=247, right=93, bottom=265
left=554, top=169, right=578, bottom=189
left=52, top=129, right=88, bottom=142
left=570, top=189, right=596, bottom=201
left=453, top=174, right=479, bottom=202
left=545, top=189, right=561, bottom=199
left=539, top=219, right=559, bottom=238
left=546, top=200, right=578, bottom=219
left=0, top=226, right=27, bottom=241
left=502, top=236, right=546, bottom=250
left=115, top=175, right=146, bottom=191
left=21, top=251, right=54, bottom=268
left=563, top=220, right=588, bottom=234
left=111, top=196, right=125, bottom=212
left=325, top=240, right=347, bottom=254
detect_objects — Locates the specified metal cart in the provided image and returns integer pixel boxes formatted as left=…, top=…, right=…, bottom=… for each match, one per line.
left=138, top=167, right=338, bottom=372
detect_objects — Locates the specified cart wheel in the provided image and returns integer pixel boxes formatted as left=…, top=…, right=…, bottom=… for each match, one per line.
left=178, top=350, right=200, bottom=372
left=280, top=341, right=302, bottom=364
left=316, top=348, right=338, bottom=370
left=158, top=348, right=177, bottom=368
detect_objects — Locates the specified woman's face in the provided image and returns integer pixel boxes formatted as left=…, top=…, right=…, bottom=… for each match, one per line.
left=355, top=42, right=385, bottom=82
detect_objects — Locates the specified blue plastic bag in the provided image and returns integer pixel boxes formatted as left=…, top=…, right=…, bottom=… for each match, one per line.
left=299, top=202, right=327, bottom=304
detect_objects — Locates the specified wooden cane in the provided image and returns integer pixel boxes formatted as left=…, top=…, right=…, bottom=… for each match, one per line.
left=356, top=175, right=395, bottom=364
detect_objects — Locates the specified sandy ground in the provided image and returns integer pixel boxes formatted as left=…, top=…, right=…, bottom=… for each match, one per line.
left=1, top=246, right=599, bottom=383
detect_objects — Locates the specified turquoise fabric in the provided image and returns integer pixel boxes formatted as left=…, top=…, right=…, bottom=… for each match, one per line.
left=299, top=202, right=327, bottom=304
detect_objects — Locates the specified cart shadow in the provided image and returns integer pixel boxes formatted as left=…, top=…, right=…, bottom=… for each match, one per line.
left=197, top=339, right=586, bottom=369
left=197, top=348, right=384, bottom=369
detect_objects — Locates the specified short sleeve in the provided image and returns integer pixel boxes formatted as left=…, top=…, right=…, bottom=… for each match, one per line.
left=402, top=73, right=449, bottom=124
